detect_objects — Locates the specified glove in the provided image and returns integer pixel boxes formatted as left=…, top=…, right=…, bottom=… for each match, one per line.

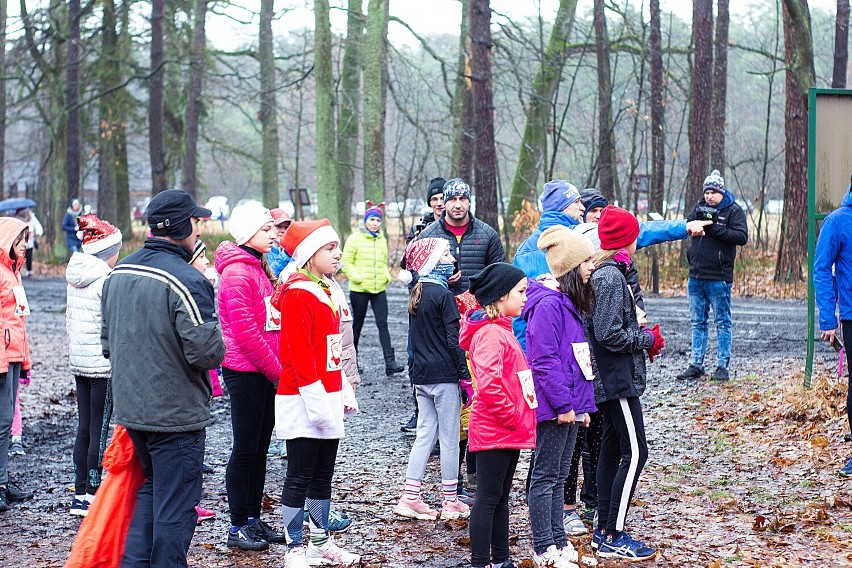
left=19, top=370, right=31, bottom=386
left=460, top=379, right=474, bottom=410
left=644, top=324, right=665, bottom=362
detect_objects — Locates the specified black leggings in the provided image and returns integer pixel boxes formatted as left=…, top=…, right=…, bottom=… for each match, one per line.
left=469, top=449, right=519, bottom=567
left=281, top=437, right=340, bottom=506
left=223, top=368, right=276, bottom=527
left=73, top=376, right=112, bottom=495
left=565, top=410, right=603, bottom=508
left=596, top=397, right=648, bottom=534
left=350, top=291, right=393, bottom=356
left=844, top=321, right=852, bottom=433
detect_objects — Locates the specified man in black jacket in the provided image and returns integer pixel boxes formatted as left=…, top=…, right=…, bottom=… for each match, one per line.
left=405, top=177, right=446, bottom=244
left=102, top=189, right=226, bottom=566
left=677, top=170, right=748, bottom=382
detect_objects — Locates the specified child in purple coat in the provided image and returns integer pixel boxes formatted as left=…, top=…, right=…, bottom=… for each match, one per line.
left=522, top=226, right=598, bottom=568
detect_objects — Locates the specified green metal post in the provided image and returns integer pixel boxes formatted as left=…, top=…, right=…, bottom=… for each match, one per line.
left=806, top=88, right=816, bottom=388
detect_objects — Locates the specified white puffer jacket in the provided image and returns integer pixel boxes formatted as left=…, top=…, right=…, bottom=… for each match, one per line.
left=66, top=252, right=112, bottom=378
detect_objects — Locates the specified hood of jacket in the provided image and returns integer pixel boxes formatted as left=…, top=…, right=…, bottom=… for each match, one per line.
left=843, top=188, right=852, bottom=208
left=0, top=217, right=27, bottom=270
left=460, top=310, right=512, bottom=351
left=714, top=189, right=736, bottom=211
left=66, top=252, right=112, bottom=289
left=214, top=240, right=261, bottom=274
left=520, top=277, right=573, bottom=322
left=538, top=210, right=579, bottom=232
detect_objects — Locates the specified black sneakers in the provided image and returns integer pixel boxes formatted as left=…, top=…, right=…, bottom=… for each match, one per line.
left=6, top=481, right=33, bottom=503
left=253, top=519, right=288, bottom=544
left=710, top=367, right=730, bottom=381
left=400, top=413, right=418, bottom=433
left=227, top=524, right=270, bottom=551
left=676, top=364, right=705, bottom=380
left=384, top=359, right=405, bottom=376
left=0, top=487, right=8, bottom=512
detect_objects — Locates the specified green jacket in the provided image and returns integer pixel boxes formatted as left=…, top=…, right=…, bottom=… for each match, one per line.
left=341, top=228, right=392, bottom=294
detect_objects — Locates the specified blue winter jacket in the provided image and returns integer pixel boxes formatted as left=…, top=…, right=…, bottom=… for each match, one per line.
left=512, top=213, right=689, bottom=349
left=266, top=245, right=293, bottom=278
left=521, top=279, right=597, bottom=422
left=814, top=190, right=852, bottom=330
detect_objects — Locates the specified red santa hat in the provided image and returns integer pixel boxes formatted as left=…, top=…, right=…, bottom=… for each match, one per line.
left=398, top=238, right=450, bottom=284
left=283, top=219, right=340, bottom=268
left=76, top=214, right=122, bottom=260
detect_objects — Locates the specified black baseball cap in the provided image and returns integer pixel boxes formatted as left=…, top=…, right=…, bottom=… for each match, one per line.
left=147, top=189, right=212, bottom=233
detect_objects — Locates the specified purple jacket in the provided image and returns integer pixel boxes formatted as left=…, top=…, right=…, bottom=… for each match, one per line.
left=522, top=278, right=597, bottom=422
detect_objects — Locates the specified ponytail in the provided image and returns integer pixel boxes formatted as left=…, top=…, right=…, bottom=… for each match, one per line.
left=408, top=282, right=423, bottom=316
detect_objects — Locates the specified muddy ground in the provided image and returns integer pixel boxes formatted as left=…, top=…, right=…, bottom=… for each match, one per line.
left=2, top=278, right=851, bottom=567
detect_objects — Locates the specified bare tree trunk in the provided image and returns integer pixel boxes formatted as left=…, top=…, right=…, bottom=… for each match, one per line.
left=0, top=0, right=6, bottom=200
left=65, top=0, right=81, bottom=203
left=362, top=0, right=389, bottom=205
left=594, top=0, right=619, bottom=204
left=97, top=0, right=119, bottom=224
left=833, top=0, right=849, bottom=88
left=337, top=0, right=364, bottom=237
left=469, top=0, right=499, bottom=229
left=182, top=0, right=207, bottom=200
left=451, top=0, right=474, bottom=183
left=710, top=0, right=728, bottom=174
left=149, top=0, right=167, bottom=195
left=507, top=0, right=578, bottom=216
left=687, top=0, right=713, bottom=208
left=114, top=0, right=131, bottom=236
left=259, top=0, right=279, bottom=209
left=649, top=0, right=665, bottom=293
left=315, top=0, right=341, bottom=229
left=776, top=0, right=814, bottom=282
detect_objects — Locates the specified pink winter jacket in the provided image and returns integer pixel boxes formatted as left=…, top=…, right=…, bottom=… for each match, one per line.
left=215, top=241, right=281, bottom=382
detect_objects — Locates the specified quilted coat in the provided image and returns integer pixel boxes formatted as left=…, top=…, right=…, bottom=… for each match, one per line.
left=0, top=217, right=31, bottom=374
left=341, top=228, right=392, bottom=294
left=66, top=252, right=112, bottom=378
left=215, top=241, right=281, bottom=382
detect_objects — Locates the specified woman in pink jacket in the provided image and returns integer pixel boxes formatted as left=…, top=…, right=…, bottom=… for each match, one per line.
left=215, top=203, right=287, bottom=552
left=460, top=263, right=536, bottom=568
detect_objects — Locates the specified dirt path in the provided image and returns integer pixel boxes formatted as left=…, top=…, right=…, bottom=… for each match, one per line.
left=2, top=279, right=850, bottom=567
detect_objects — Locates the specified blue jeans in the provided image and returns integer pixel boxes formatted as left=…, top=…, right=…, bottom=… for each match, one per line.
left=122, top=428, right=205, bottom=567
left=687, top=277, right=732, bottom=369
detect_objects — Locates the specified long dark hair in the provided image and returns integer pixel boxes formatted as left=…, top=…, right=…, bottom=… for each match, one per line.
left=556, top=266, right=595, bottom=316
left=408, top=282, right=423, bottom=316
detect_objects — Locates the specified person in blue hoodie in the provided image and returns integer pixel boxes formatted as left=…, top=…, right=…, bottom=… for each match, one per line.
left=814, top=178, right=852, bottom=477
left=677, top=170, right=748, bottom=382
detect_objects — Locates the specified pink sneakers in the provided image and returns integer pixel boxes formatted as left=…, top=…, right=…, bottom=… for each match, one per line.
left=393, top=496, right=439, bottom=520
left=440, top=498, right=470, bottom=520
left=195, top=505, right=216, bottom=523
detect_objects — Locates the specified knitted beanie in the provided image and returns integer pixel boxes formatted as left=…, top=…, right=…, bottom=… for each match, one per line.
left=574, top=222, right=602, bottom=251
left=427, top=177, right=446, bottom=202
left=597, top=205, right=640, bottom=250
left=229, top=202, right=273, bottom=246
left=702, top=169, right=725, bottom=194
left=443, top=178, right=471, bottom=202
left=364, top=201, right=384, bottom=222
left=537, top=226, right=595, bottom=278
left=282, top=219, right=340, bottom=268
left=468, top=262, right=526, bottom=308
left=580, top=188, right=608, bottom=216
left=76, top=214, right=122, bottom=260
left=540, top=180, right=580, bottom=213
left=189, top=239, right=207, bottom=265
left=398, top=237, right=449, bottom=284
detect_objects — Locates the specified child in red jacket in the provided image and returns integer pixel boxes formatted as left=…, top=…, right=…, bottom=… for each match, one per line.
left=460, top=263, right=536, bottom=568
left=272, top=219, right=360, bottom=568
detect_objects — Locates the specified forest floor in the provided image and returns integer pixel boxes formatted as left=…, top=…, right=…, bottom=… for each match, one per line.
left=1, top=278, right=851, bottom=567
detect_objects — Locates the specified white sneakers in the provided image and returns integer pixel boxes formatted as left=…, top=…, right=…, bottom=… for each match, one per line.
left=532, top=544, right=579, bottom=568
left=305, top=537, right=361, bottom=566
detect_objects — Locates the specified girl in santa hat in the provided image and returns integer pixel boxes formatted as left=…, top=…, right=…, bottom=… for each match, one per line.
left=392, top=237, right=472, bottom=523
left=215, top=203, right=287, bottom=552
left=272, top=219, right=360, bottom=568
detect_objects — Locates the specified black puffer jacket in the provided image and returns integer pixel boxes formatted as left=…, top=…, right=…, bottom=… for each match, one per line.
left=585, top=261, right=653, bottom=404
left=686, top=198, right=748, bottom=282
left=416, top=213, right=505, bottom=294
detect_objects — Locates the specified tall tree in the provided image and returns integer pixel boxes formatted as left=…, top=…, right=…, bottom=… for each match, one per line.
left=336, top=0, right=364, bottom=237
left=97, top=0, right=123, bottom=228
left=687, top=0, right=714, bottom=207
left=469, top=0, right=499, bottom=229
left=776, top=0, right=814, bottom=281
left=149, top=0, right=168, bottom=195
left=507, top=0, right=578, bottom=215
left=833, top=0, right=849, bottom=87
left=259, top=0, right=279, bottom=209
left=450, top=0, right=473, bottom=183
left=710, top=0, right=729, bottom=173
left=362, top=0, right=389, bottom=205
left=593, top=0, right=618, bottom=204
left=65, top=0, right=81, bottom=203
left=649, top=0, right=665, bottom=293
left=0, top=0, right=6, bottom=200
left=315, top=0, right=341, bottom=229
left=182, top=0, right=207, bottom=200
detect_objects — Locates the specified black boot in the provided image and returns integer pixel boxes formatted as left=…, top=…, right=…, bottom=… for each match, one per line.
left=384, top=352, right=405, bottom=376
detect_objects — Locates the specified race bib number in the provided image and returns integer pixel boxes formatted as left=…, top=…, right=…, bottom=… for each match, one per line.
left=517, top=369, right=538, bottom=409
left=572, top=342, right=595, bottom=381
left=264, top=296, right=281, bottom=331
left=13, top=286, right=29, bottom=316
left=326, top=333, right=343, bottom=371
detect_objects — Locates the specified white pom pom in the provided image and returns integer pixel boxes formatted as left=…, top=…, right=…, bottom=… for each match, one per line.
left=398, top=269, right=413, bottom=284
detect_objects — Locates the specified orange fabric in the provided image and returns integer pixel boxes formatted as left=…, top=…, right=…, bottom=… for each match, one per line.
left=66, top=425, right=145, bottom=568
left=0, top=217, right=30, bottom=373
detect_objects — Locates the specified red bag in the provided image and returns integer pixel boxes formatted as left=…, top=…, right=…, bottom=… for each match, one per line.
left=66, top=425, right=145, bottom=568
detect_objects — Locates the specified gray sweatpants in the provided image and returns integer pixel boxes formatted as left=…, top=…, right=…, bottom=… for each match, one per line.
left=405, top=383, right=461, bottom=483
left=0, top=363, right=21, bottom=486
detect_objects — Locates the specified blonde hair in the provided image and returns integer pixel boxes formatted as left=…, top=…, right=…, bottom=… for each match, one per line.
left=484, top=303, right=501, bottom=320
